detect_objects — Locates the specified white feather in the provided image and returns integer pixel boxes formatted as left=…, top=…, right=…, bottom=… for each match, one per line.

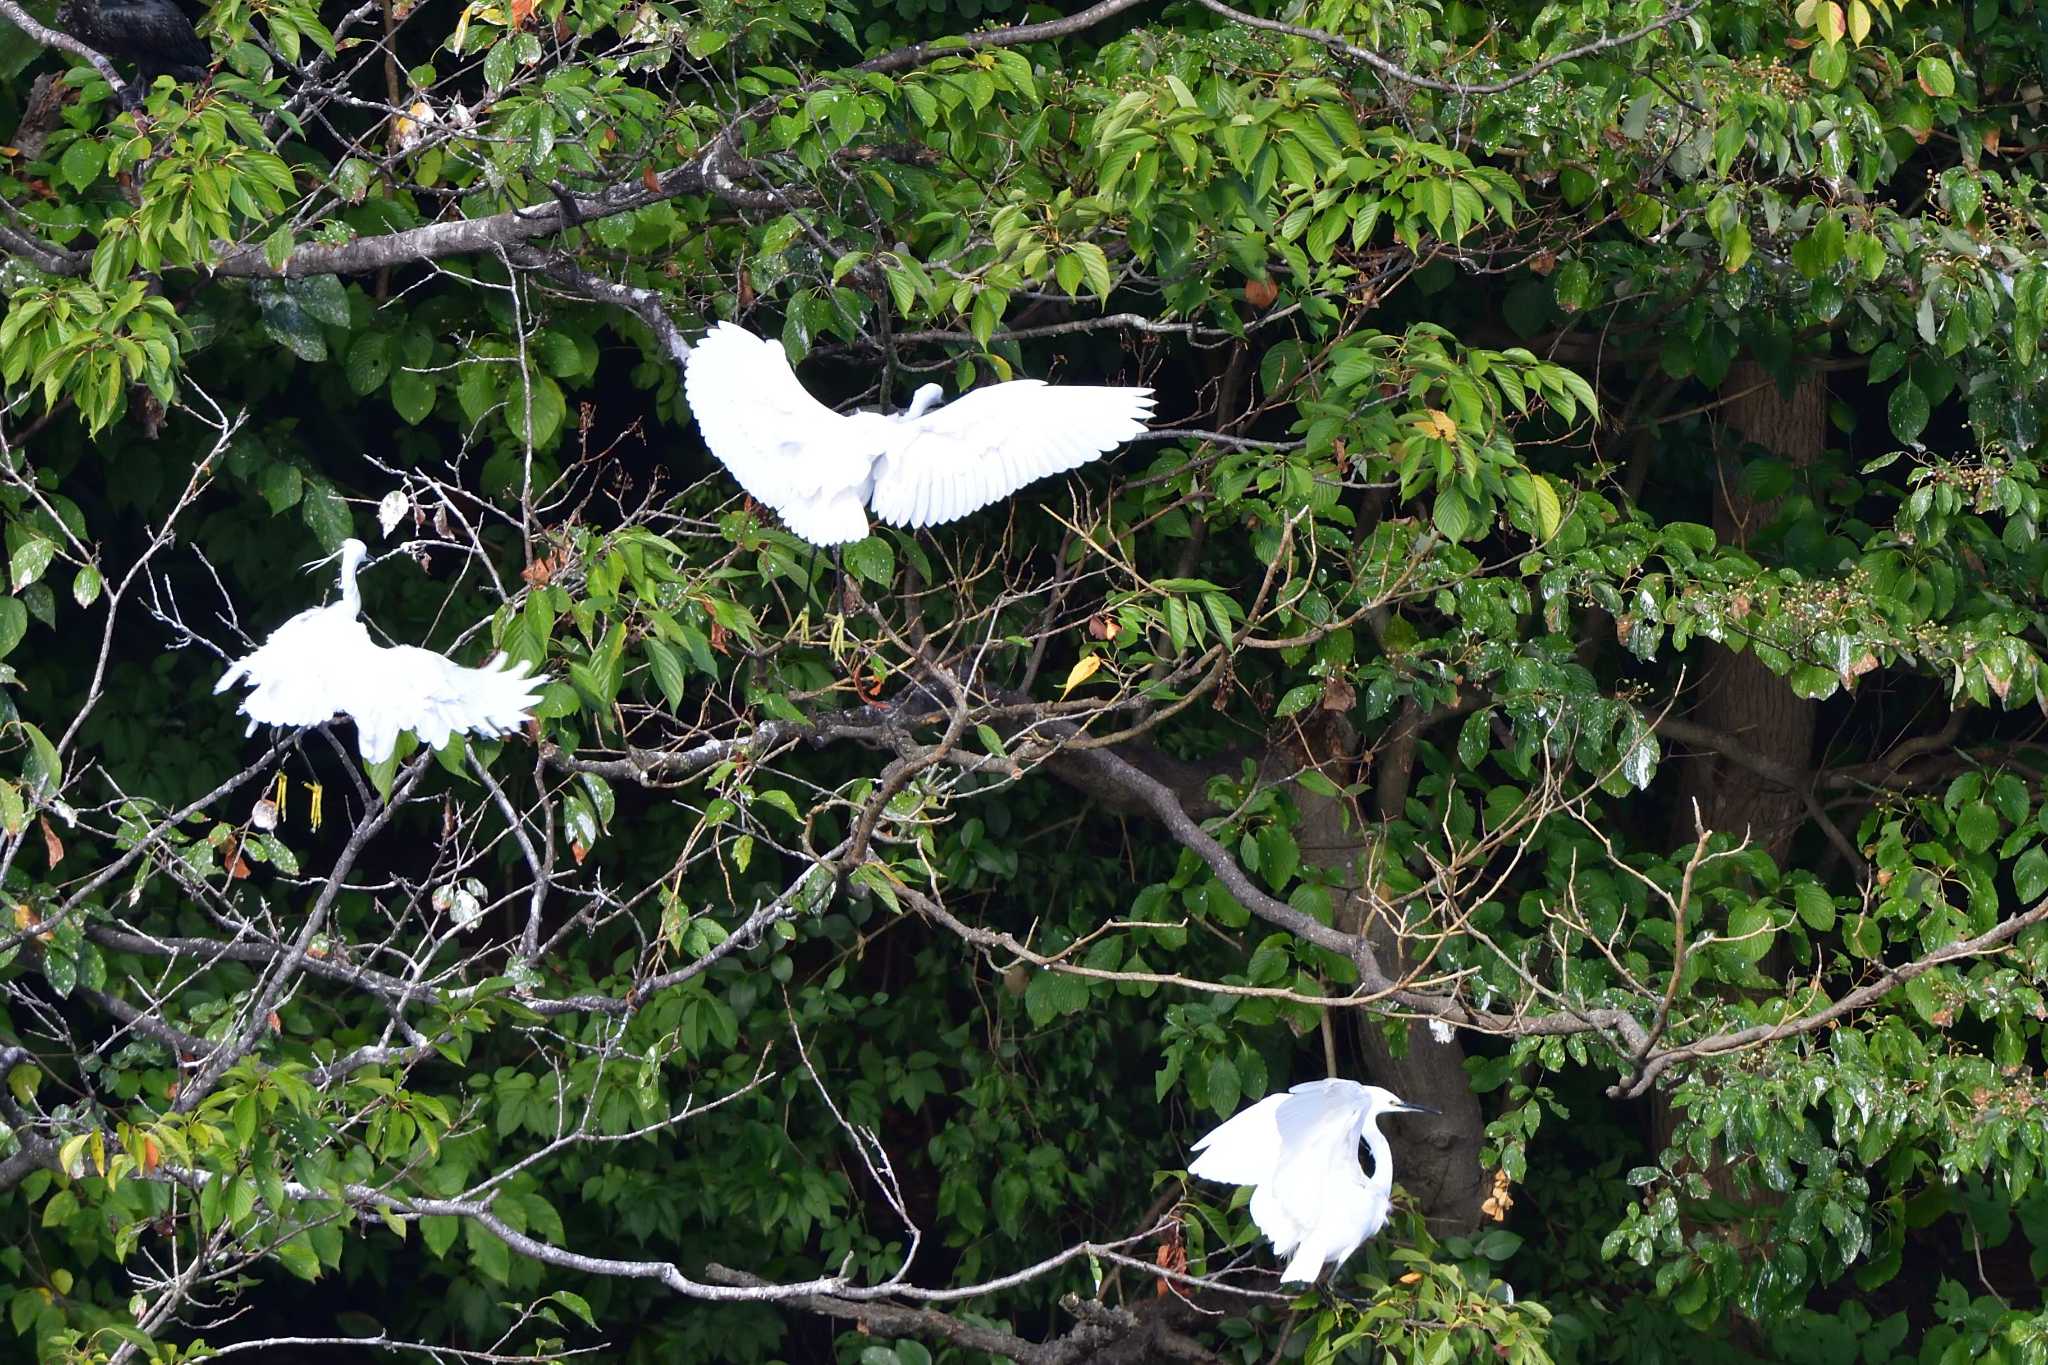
left=684, top=321, right=1155, bottom=547
left=217, top=540, right=546, bottom=763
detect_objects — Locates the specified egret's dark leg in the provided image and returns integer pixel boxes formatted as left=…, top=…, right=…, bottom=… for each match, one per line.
left=802, top=541, right=822, bottom=602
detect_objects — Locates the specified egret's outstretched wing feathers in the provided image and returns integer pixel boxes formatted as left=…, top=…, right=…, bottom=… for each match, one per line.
left=345, top=647, right=544, bottom=765
left=684, top=322, right=875, bottom=545
left=867, top=381, right=1155, bottom=531
left=1188, top=1093, right=1289, bottom=1187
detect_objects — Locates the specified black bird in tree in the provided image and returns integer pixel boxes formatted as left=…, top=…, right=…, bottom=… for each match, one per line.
left=57, top=0, right=211, bottom=88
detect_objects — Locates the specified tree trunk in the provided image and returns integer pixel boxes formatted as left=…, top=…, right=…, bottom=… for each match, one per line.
left=1277, top=705, right=1486, bottom=1235
left=1656, top=359, right=1827, bottom=1214
left=1671, top=359, right=1826, bottom=862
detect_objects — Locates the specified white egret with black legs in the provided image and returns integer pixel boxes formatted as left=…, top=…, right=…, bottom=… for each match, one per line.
left=684, top=322, right=1156, bottom=547
left=215, top=538, right=544, bottom=763
left=1189, top=1079, right=1438, bottom=1285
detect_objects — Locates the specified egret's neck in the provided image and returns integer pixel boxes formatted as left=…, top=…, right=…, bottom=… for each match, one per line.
left=335, top=544, right=366, bottom=616
left=1361, top=1116, right=1396, bottom=1198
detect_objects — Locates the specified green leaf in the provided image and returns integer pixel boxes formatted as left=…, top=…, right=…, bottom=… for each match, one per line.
left=300, top=479, right=354, bottom=549
left=1022, top=968, right=1088, bottom=1026
left=1433, top=488, right=1476, bottom=542
left=1887, top=381, right=1930, bottom=444
left=290, top=276, right=350, bottom=328
left=9, top=536, right=54, bottom=592
left=421, top=1214, right=460, bottom=1258
left=1955, top=801, right=1999, bottom=854
left=1457, top=709, right=1491, bottom=768
left=2014, top=845, right=2048, bottom=904
left=70, top=565, right=101, bottom=609
left=842, top=537, right=894, bottom=585
left=0, top=596, right=24, bottom=659
left=274, top=1234, right=323, bottom=1281
left=391, top=369, right=435, bottom=424
left=57, top=137, right=105, bottom=193
left=253, top=283, right=327, bottom=362
left=484, top=36, right=517, bottom=89
left=260, top=463, right=304, bottom=514
left=346, top=332, right=392, bottom=395
left=1275, top=683, right=1319, bottom=718
left=643, top=638, right=687, bottom=709
left=1205, top=1054, right=1240, bottom=1117
left=1793, top=881, right=1836, bottom=931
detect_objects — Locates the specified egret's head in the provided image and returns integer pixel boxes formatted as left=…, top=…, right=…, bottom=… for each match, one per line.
left=903, top=383, right=945, bottom=420
left=302, top=538, right=369, bottom=575
left=1363, top=1085, right=1438, bottom=1119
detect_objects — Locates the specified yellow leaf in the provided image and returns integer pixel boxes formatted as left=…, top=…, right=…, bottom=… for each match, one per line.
left=1060, top=654, right=1102, bottom=697
left=1847, top=0, right=1871, bottom=42
left=1414, top=408, right=1459, bottom=441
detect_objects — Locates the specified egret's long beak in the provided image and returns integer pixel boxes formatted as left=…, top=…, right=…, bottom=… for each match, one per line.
left=1397, top=1102, right=1442, bottom=1116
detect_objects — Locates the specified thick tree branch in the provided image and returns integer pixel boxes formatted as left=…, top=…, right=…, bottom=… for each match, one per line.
left=1194, top=0, right=1701, bottom=96
left=0, top=0, right=132, bottom=104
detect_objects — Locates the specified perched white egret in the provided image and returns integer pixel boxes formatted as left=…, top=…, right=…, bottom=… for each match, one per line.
left=216, top=539, right=544, bottom=764
left=684, top=322, right=1156, bottom=547
left=1189, top=1079, right=1438, bottom=1285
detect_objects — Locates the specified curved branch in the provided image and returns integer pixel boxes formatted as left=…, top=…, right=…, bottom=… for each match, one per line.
left=1193, top=0, right=1702, bottom=96
left=0, top=0, right=132, bottom=104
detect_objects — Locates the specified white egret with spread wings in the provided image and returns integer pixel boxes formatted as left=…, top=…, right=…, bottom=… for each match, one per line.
left=1189, top=1079, right=1438, bottom=1285
left=684, top=322, right=1155, bottom=547
left=216, top=538, right=544, bottom=764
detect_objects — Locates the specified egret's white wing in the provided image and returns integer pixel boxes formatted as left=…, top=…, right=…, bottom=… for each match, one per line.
left=344, top=645, right=544, bottom=764
left=867, top=380, right=1153, bottom=531
left=1257, top=1082, right=1377, bottom=1283
left=216, top=607, right=376, bottom=733
left=1189, top=1093, right=1289, bottom=1187
left=684, top=322, right=878, bottom=545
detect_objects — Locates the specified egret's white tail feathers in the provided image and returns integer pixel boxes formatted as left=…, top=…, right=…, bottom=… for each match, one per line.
left=685, top=321, right=1155, bottom=547
left=1280, top=1240, right=1327, bottom=1286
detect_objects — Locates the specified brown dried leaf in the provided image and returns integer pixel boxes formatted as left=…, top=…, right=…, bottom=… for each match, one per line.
left=38, top=815, right=62, bottom=868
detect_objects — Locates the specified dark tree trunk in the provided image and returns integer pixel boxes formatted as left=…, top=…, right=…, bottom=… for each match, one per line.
left=1278, top=705, right=1486, bottom=1235
left=1656, top=359, right=1827, bottom=1215
left=1671, top=359, right=1826, bottom=862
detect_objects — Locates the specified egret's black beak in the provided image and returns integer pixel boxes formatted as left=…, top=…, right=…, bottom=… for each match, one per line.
left=1397, top=1103, right=1441, bottom=1117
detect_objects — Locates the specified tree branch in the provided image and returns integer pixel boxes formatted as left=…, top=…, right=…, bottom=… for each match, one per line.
left=0, top=0, right=132, bottom=105
left=1192, top=0, right=1701, bottom=96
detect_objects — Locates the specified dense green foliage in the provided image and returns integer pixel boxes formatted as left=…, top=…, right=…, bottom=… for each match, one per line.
left=0, top=0, right=2046, bottom=1360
